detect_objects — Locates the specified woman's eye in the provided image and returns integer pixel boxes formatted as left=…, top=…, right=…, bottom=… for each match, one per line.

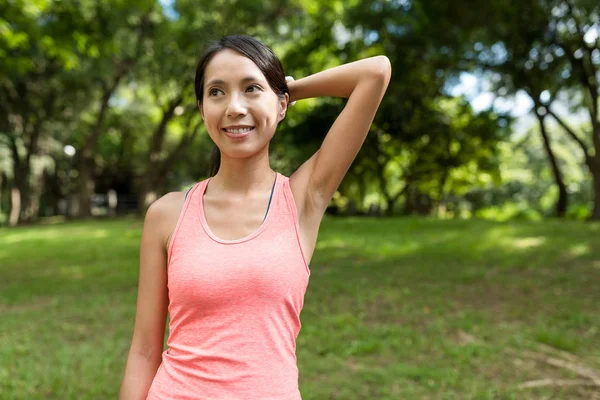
left=246, top=85, right=261, bottom=93
left=208, top=88, right=222, bottom=96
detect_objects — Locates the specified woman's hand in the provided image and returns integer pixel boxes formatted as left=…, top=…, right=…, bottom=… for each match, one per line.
left=285, top=76, right=297, bottom=106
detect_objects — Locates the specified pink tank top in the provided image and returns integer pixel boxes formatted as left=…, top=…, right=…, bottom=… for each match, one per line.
left=146, top=173, right=311, bottom=400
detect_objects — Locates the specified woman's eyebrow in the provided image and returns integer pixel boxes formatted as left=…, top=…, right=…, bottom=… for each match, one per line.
left=206, top=76, right=264, bottom=87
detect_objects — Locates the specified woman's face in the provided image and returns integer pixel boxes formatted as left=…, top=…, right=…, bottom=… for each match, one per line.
left=200, top=48, right=287, bottom=160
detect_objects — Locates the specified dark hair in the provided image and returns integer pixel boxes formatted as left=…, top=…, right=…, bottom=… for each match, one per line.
left=194, top=35, right=288, bottom=177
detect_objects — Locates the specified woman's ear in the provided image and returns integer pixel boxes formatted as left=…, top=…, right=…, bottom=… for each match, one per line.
left=278, top=93, right=289, bottom=121
left=197, top=100, right=204, bottom=120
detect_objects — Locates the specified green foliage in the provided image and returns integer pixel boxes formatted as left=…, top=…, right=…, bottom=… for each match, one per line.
left=461, top=119, right=593, bottom=221
left=1, top=0, right=597, bottom=222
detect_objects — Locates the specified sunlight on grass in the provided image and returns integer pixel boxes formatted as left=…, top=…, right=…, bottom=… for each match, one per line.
left=1, top=227, right=111, bottom=244
left=91, top=230, right=110, bottom=239
left=512, top=236, right=546, bottom=249
left=568, top=243, right=590, bottom=257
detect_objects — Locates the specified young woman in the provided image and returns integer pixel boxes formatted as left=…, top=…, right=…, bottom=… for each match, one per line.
left=119, top=35, right=391, bottom=400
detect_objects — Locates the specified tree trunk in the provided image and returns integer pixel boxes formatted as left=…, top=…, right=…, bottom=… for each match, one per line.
left=9, top=187, right=21, bottom=227
left=375, top=165, right=394, bottom=216
left=148, top=96, right=184, bottom=164
left=0, top=173, right=3, bottom=216
left=356, top=172, right=367, bottom=209
left=75, top=14, right=152, bottom=218
left=26, top=170, right=45, bottom=221
left=76, top=82, right=117, bottom=218
left=137, top=97, right=185, bottom=214
left=556, top=6, right=599, bottom=219
left=436, top=169, right=449, bottom=217
left=7, top=134, right=30, bottom=226
left=591, top=119, right=600, bottom=221
left=591, top=158, right=600, bottom=221
left=402, top=182, right=413, bottom=216
left=76, top=156, right=94, bottom=218
left=385, top=198, right=396, bottom=216
left=547, top=108, right=597, bottom=220
left=535, top=110, right=567, bottom=217
left=138, top=118, right=201, bottom=214
left=16, top=174, right=33, bottom=223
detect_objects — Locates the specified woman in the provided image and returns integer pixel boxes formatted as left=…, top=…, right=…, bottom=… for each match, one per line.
left=119, top=35, right=391, bottom=399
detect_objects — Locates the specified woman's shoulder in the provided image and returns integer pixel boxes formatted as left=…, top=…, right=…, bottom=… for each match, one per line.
left=145, top=191, right=188, bottom=250
left=146, top=191, right=187, bottom=220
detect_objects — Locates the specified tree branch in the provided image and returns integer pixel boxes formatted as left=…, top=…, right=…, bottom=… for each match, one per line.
left=8, top=132, right=21, bottom=172
left=561, top=1, right=598, bottom=122
left=148, top=94, right=184, bottom=163
left=546, top=107, right=593, bottom=167
left=390, top=179, right=410, bottom=204
left=518, top=378, right=600, bottom=389
left=155, top=118, right=201, bottom=182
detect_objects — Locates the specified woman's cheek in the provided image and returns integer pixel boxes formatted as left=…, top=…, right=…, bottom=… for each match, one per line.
left=204, top=110, right=221, bottom=138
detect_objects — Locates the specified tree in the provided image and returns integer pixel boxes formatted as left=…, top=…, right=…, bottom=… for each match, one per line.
left=278, top=0, right=508, bottom=214
left=0, top=0, right=94, bottom=225
left=73, top=0, right=156, bottom=217
left=475, top=0, right=599, bottom=219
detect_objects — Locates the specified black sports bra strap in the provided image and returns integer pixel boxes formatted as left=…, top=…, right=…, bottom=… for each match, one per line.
left=262, top=175, right=277, bottom=222
left=188, top=174, right=276, bottom=219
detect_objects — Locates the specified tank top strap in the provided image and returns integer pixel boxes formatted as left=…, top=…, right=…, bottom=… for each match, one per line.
left=167, top=180, right=206, bottom=264
left=274, top=175, right=310, bottom=272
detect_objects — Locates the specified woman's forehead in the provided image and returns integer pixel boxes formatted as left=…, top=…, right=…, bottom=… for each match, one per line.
left=205, top=49, right=265, bottom=84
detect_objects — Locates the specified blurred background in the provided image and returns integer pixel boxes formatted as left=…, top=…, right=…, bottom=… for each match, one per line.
left=1, top=0, right=598, bottom=224
left=1, top=0, right=599, bottom=399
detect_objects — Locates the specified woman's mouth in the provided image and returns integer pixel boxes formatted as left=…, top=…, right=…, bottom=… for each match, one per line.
left=222, top=126, right=255, bottom=139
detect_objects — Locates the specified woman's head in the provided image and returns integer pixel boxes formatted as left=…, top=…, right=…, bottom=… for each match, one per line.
left=194, top=36, right=289, bottom=175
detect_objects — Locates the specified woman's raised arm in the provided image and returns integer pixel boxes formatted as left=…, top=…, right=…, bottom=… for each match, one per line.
left=288, top=56, right=391, bottom=215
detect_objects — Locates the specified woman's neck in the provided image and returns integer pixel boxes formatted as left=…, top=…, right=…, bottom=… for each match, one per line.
left=210, top=149, right=276, bottom=196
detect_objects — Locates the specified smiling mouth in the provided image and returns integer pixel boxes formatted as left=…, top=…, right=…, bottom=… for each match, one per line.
left=222, top=126, right=255, bottom=134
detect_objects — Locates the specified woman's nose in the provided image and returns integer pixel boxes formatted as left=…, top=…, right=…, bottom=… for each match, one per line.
left=226, top=94, right=247, bottom=117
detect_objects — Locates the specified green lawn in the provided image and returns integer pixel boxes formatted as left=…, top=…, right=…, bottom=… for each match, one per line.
left=1, top=217, right=599, bottom=399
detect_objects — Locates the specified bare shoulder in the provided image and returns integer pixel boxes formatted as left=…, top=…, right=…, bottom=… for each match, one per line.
left=145, top=191, right=187, bottom=252
left=146, top=191, right=187, bottom=218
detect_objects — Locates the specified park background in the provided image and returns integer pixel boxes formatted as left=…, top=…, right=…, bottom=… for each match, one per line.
left=1, top=0, right=599, bottom=398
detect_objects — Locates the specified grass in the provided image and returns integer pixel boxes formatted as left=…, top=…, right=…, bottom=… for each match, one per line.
left=1, top=216, right=599, bottom=399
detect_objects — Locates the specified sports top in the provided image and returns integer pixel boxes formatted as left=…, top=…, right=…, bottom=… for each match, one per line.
left=146, top=172, right=311, bottom=400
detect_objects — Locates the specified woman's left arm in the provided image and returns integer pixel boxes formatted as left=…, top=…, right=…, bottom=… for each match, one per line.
left=288, top=56, right=392, bottom=214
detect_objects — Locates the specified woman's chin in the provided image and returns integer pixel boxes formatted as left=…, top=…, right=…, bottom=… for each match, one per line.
left=221, top=143, right=269, bottom=160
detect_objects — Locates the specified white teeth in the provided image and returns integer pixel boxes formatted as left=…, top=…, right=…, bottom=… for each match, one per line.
left=225, top=127, right=253, bottom=134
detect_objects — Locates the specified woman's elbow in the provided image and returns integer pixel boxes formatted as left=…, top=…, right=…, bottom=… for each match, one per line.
left=370, top=55, right=392, bottom=83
